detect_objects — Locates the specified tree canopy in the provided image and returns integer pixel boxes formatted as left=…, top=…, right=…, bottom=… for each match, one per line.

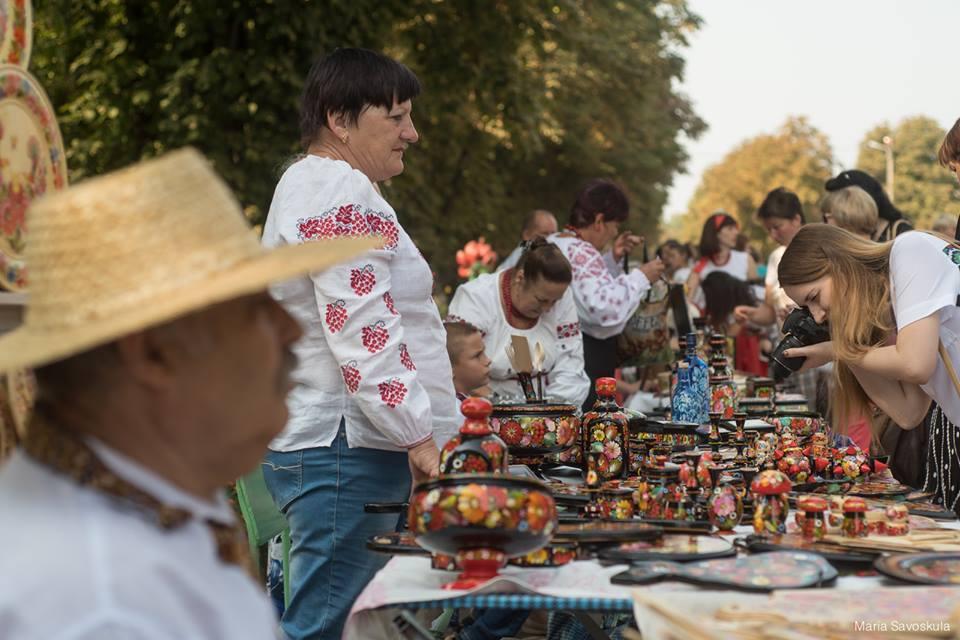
left=676, top=116, right=834, bottom=253
left=855, top=116, right=958, bottom=231
left=31, top=0, right=704, bottom=289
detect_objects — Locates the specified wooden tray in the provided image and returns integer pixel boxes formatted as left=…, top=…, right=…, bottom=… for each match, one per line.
left=736, top=533, right=877, bottom=568
left=611, top=551, right=838, bottom=591
left=598, top=534, right=735, bottom=563
left=846, top=481, right=913, bottom=497
left=553, top=520, right=663, bottom=544
left=874, top=552, right=960, bottom=585
left=822, top=529, right=960, bottom=554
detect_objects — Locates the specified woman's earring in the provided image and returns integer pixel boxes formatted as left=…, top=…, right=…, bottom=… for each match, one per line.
left=340, top=134, right=349, bottom=144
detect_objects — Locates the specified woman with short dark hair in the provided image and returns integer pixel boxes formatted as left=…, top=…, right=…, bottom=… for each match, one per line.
left=261, top=48, right=458, bottom=639
left=550, top=179, right=664, bottom=409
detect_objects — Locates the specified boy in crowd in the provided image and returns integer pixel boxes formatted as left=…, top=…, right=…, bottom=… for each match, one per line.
left=444, top=321, right=492, bottom=400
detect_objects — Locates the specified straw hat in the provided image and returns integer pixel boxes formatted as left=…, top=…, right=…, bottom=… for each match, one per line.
left=0, top=147, right=377, bottom=371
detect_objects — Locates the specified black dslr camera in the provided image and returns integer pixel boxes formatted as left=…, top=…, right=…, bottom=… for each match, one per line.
left=769, top=307, right=831, bottom=381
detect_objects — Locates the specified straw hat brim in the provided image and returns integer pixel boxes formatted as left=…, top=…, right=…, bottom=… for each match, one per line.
left=0, top=236, right=377, bottom=372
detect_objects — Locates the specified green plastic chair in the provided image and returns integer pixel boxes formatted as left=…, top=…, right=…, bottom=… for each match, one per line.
left=235, top=465, right=292, bottom=608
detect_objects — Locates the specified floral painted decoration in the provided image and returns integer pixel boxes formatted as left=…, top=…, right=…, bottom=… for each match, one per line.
left=489, top=414, right=578, bottom=451
left=409, top=482, right=558, bottom=539
left=581, top=377, right=628, bottom=487
left=0, top=0, right=30, bottom=66
left=439, top=397, right=508, bottom=475
left=707, top=483, right=743, bottom=531
left=0, top=66, right=69, bottom=290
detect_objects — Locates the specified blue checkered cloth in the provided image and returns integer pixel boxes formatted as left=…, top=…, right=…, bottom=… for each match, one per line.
left=389, top=593, right=632, bottom=612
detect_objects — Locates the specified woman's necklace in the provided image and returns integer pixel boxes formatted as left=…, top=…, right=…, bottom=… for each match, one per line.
left=501, top=269, right=538, bottom=328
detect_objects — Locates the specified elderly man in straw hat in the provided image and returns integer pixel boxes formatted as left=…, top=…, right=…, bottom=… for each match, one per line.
left=0, top=148, right=374, bottom=638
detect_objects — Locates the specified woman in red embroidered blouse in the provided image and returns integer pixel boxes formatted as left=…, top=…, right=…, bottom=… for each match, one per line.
left=259, top=49, right=456, bottom=640
left=549, top=179, right=664, bottom=409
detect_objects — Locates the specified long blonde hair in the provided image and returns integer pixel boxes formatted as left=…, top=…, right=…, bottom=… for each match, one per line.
left=778, top=224, right=894, bottom=431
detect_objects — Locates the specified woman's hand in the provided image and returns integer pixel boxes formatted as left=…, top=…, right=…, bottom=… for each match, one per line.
left=733, top=305, right=757, bottom=324
left=612, top=231, right=643, bottom=261
left=782, top=341, right=834, bottom=371
left=639, top=257, right=665, bottom=283
left=407, top=437, right=440, bottom=489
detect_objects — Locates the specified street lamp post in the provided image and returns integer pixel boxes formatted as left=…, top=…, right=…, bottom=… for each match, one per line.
left=866, top=136, right=895, bottom=203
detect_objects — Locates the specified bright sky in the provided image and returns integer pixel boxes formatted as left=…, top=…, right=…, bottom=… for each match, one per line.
left=664, top=0, right=960, bottom=219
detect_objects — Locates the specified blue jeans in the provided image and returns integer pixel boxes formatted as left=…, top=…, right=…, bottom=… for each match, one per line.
left=263, top=424, right=410, bottom=640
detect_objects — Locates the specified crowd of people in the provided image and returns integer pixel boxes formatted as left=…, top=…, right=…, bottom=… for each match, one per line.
left=2, top=45, right=960, bottom=640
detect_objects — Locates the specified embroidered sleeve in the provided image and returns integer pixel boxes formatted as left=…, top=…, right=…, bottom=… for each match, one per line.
left=286, top=180, right=432, bottom=448
left=564, top=240, right=650, bottom=330
left=545, top=290, right=590, bottom=407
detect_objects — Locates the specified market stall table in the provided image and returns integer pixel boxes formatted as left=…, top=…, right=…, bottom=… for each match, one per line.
left=344, top=520, right=960, bottom=639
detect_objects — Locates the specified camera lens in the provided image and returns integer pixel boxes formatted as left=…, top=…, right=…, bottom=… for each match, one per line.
left=769, top=334, right=806, bottom=382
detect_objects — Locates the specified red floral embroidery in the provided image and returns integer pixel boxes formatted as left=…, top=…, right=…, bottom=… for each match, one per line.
left=383, top=291, right=398, bottom=315
left=325, top=299, right=347, bottom=333
left=556, top=322, right=581, bottom=339
left=297, top=215, right=336, bottom=241
left=366, top=211, right=400, bottom=250
left=400, top=343, right=416, bottom=371
left=350, top=265, right=376, bottom=296
left=341, top=361, right=361, bottom=394
left=296, top=204, right=399, bottom=250
left=445, top=314, right=466, bottom=324
left=378, top=378, right=407, bottom=408
left=335, top=204, right=363, bottom=227
left=361, top=321, right=389, bottom=353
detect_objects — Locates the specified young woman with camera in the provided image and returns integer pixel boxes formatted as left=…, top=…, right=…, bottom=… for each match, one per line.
left=778, top=223, right=960, bottom=510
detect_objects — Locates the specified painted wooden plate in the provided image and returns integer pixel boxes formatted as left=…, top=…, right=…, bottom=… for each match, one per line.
left=0, top=64, right=68, bottom=290
left=0, top=0, right=31, bottom=67
left=874, top=553, right=960, bottom=585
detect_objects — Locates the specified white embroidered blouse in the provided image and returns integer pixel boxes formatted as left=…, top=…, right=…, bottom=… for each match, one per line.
left=448, top=272, right=590, bottom=407
left=547, top=233, right=651, bottom=340
left=262, top=156, right=459, bottom=452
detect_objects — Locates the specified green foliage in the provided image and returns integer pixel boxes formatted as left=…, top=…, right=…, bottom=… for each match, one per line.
left=855, top=116, right=959, bottom=230
left=677, top=117, right=834, bottom=254
left=31, top=0, right=703, bottom=289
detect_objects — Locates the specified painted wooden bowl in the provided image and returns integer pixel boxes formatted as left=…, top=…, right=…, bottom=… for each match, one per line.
left=408, top=474, right=558, bottom=589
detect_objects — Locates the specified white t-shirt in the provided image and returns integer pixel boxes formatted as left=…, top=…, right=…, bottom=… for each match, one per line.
left=890, top=232, right=960, bottom=425
left=690, top=250, right=750, bottom=311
